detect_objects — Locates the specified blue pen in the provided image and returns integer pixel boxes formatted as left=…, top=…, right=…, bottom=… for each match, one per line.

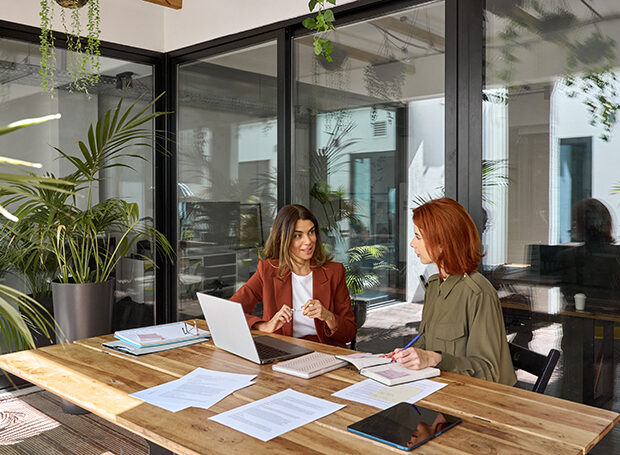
left=392, top=332, right=422, bottom=362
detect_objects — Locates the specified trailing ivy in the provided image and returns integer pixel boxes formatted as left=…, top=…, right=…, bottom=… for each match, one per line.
left=39, top=0, right=101, bottom=96
left=302, top=0, right=337, bottom=62
left=39, top=0, right=56, bottom=94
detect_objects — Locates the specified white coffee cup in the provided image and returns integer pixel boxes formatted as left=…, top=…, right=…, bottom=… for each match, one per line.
left=574, top=293, right=586, bottom=311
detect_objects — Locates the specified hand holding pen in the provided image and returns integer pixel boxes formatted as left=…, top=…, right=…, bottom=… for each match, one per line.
left=391, top=333, right=422, bottom=362
left=391, top=333, right=442, bottom=370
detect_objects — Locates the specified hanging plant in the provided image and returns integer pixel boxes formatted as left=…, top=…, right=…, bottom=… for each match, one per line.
left=39, top=0, right=101, bottom=96
left=302, top=0, right=337, bottom=62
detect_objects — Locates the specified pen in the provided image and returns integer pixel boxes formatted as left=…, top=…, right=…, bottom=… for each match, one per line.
left=392, top=333, right=422, bottom=362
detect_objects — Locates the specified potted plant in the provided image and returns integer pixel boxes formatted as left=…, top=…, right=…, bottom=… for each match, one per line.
left=5, top=95, right=172, bottom=335
left=39, top=0, right=101, bottom=95
left=0, top=114, right=66, bottom=357
left=344, top=244, right=396, bottom=330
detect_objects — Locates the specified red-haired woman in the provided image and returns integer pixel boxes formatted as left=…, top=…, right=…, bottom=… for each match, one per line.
left=230, top=204, right=356, bottom=347
left=391, top=198, right=516, bottom=385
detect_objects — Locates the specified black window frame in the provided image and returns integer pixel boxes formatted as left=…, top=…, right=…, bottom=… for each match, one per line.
left=1, top=0, right=485, bottom=324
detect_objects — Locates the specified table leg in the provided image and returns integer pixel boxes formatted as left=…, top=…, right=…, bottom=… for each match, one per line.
left=582, top=318, right=595, bottom=405
left=147, top=441, right=176, bottom=455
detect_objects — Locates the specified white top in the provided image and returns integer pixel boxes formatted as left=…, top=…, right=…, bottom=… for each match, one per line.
left=291, top=271, right=317, bottom=338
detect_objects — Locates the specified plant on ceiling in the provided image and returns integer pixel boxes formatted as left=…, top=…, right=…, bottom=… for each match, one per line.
left=302, top=0, right=337, bottom=62
left=39, top=0, right=101, bottom=95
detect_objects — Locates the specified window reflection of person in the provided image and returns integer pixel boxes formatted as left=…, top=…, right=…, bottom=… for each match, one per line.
left=559, top=198, right=620, bottom=305
left=406, top=413, right=449, bottom=448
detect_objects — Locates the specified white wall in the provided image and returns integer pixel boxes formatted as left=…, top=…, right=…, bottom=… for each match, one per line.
left=2, top=0, right=166, bottom=51
left=2, top=0, right=357, bottom=52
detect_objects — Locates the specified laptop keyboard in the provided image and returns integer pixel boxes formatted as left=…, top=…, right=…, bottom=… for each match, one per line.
left=256, top=342, right=290, bottom=360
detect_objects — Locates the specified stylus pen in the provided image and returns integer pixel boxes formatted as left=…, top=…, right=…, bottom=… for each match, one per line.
left=392, top=332, right=422, bottom=362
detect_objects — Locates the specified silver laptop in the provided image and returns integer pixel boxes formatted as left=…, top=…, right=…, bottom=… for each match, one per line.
left=197, top=292, right=313, bottom=364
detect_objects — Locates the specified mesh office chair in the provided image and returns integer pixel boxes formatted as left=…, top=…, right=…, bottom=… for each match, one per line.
left=509, top=342, right=561, bottom=394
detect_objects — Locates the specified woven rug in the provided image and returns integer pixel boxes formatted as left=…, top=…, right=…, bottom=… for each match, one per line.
left=0, top=386, right=148, bottom=455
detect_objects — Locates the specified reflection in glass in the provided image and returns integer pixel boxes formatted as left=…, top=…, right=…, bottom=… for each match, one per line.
left=176, top=41, right=278, bottom=320
left=483, top=0, right=620, bottom=410
left=293, top=2, right=445, bottom=345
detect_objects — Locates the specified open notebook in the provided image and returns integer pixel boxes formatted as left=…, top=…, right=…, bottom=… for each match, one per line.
left=336, top=353, right=440, bottom=386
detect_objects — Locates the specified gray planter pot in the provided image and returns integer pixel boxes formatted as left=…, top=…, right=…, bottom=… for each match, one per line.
left=52, top=279, right=114, bottom=414
left=52, top=280, right=114, bottom=343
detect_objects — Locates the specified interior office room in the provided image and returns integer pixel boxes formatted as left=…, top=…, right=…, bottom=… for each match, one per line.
left=0, top=0, right=618, bottom=453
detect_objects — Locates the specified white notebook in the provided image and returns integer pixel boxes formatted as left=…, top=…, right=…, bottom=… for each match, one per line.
left=272, top=352, right=347, bottom=379
left=336, top=352, right=439, bottom=386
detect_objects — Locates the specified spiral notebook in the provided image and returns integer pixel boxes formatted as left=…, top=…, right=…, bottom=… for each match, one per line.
left=272, top=352, right=347, bottom=379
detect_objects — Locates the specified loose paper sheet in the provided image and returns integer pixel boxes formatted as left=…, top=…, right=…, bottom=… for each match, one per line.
left=332, top=378, right=447, bottom=409
left=130, top=368, right=256, bottom=412
left=209, top=388, right=345, bottom=441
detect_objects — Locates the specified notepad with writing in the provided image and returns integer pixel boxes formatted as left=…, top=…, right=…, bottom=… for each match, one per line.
left=336, top=353, right=440, bottom=386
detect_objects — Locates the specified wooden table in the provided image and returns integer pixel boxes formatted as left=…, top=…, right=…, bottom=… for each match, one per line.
left=0, top=325, right=617, bottom=455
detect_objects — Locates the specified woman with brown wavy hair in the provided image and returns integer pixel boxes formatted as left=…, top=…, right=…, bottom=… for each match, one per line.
left=230, top=204, right=356, bottom=347
left=390, top=198, right=516, bottom=385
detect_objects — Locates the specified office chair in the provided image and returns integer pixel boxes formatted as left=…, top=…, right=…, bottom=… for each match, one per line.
left=509, top=342, right=560, bottom=394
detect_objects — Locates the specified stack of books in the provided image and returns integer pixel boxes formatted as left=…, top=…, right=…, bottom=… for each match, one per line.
left=102, top=321, right=210, bottom=356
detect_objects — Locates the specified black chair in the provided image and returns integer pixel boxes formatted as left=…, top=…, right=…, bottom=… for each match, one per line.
left=509, top=342, right=560, bottom=394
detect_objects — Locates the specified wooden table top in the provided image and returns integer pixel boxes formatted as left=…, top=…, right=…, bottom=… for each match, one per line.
left=0, top=324, right=617, bottom=455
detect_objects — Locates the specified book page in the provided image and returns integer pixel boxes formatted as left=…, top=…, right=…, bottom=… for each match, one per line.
left=336, top=353, right=392, bottom=370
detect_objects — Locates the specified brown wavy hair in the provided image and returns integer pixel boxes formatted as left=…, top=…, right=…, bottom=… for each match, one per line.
left=262, top=204, right=333, bottom=277
left=412, top=198, right=483, bottom=275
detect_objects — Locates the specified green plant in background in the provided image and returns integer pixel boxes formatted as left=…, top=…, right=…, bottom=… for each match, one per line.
left=39, top=0, right=101, bottom=96
left=309, top=120, right=359, bottom=244
left=3, top=95, right=174, bottom=288
left=302, top=0, right=337, bottom=62
left=344, top=245, right=396, bottom=299
left=491, top=3, right=619, bottom=142
left=564, top=31, right=619, bottom=142
left=0, top=114, right=65, bottom=351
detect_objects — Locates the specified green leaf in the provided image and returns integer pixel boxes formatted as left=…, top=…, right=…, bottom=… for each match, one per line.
left=302, top=17, right=317, bottom=29
left=308, top=0, right=319, bottom=12
left=323, top=9, right=335, bottom=23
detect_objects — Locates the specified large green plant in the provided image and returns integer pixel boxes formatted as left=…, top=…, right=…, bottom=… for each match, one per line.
left=5, top=95, right=173, bottom=286
left=0, top=115, right=65, bottom=350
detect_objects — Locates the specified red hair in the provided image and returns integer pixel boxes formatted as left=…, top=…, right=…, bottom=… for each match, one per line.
left=412, top=198, right=483, bottom=275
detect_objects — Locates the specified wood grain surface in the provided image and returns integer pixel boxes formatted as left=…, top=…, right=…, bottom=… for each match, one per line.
left=0, top=321, right=616, bottom=455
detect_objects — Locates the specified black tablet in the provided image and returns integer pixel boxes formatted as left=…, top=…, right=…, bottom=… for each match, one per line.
left=347, top=402, right=462, bottom=451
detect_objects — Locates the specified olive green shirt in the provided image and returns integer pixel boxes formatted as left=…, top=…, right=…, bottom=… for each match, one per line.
left=414, top=272, right=517, bottom=386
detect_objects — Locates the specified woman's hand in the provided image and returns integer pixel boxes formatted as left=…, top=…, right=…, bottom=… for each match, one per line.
left=392, top=347, right=441, bottom=370
left=254, top=305, right=293, bottom=333
left=302, top=299, right=338, bottom=331
left=382, top=348, right=402, bottom=359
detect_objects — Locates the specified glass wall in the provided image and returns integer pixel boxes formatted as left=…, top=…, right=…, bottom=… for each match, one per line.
left=484, top=0, right=620, bottom=409
left=0, top=37, right=156, bottom=333
left=176, top=40, right=278, bottom=320
left=293, top=1, right=445, bottom=351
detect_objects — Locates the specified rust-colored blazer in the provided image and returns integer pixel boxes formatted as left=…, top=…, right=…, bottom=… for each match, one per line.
left=230, top=259, right=357, bottom=348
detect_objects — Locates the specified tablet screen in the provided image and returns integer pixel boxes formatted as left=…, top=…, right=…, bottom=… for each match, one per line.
left=347, top=403, right=462, bottom=451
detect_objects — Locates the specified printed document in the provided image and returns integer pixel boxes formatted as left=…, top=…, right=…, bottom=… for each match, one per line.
left=209, top=388, right=345, bottom=441
left=332, top=378, right=447, bottom=409
left=130, top=368, right=256, bottom=412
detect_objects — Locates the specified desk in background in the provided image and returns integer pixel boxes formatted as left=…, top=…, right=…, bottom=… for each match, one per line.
left=0, top=325, right=617, bottom=454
